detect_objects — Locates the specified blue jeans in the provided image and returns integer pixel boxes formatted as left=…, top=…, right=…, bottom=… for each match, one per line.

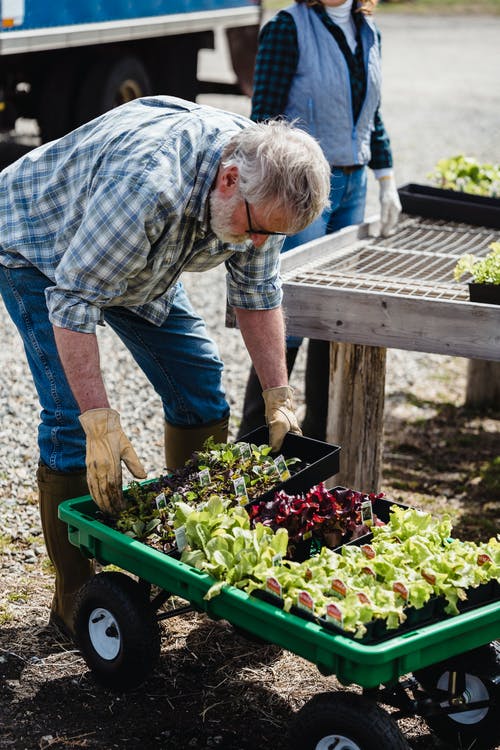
left=0, top=266, right=228, bottom=473
left=283, top=166, right=367, bottom=347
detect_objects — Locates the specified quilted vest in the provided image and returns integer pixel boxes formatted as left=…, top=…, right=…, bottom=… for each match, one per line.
left=283, top=3, right=381, bottom=165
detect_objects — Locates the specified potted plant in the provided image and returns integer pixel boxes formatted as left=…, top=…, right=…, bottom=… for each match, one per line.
left=453, top=241, right=500, bottom=304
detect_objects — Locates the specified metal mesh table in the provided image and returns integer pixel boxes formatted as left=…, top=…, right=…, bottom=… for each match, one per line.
left=280, top=216, right=499, bottom=361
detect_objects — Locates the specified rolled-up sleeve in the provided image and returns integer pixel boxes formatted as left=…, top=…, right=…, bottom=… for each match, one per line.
left=225, top=237, right=283, bottom=310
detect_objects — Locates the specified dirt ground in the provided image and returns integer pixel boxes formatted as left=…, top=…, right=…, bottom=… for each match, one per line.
left=1, top=8, right=500, bottom=750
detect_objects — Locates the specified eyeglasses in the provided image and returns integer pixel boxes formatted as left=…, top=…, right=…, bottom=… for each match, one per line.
left=244, top=199, right=288, bottom=237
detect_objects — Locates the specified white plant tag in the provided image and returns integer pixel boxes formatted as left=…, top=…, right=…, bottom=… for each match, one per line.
left=361, top=500, right=374, bottom=527
left=174, top=525, right=187, bottom=552
left=237, top=442, right=252, bottom=459
left=326, top=602, right=344, bottom=628
left=198, top=468, right=211, bottom=486
left=265, top=576, right=282, bottom=598
left=274, top=454, right=291, bottom=480
left=297, top=590, right=314, bottom=615
left=232, top=476, right=248, bottom=499
left=155, top=492, right=167, bottom=510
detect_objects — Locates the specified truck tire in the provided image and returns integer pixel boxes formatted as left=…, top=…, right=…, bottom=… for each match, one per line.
left=75, top=55, right=152, bottom=127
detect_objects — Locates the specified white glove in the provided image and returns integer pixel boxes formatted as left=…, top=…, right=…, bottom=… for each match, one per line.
left=378, top=174, right=402, bottom=237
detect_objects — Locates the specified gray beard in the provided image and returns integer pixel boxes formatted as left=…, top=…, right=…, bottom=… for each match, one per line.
left=209, top=190, right=249, bottom=244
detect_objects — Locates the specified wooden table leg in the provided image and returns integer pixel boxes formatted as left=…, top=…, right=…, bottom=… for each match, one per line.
left=326, top=341, right=387, bottom=492
left=465, top=360, right=500, bottom=408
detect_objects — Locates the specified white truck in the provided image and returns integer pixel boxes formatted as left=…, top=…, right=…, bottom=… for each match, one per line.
left=0, top=0, right=261, bottom=142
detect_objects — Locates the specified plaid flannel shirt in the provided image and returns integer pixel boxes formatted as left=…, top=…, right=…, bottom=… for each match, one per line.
left=0, top=97, right=284, bottom=333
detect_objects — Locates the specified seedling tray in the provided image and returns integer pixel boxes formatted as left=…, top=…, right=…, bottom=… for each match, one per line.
left=59, top=494, right=500, bottom=690
left=398, top=182, right=500, bottom=228
left=239, top=426, right=340, bottom=502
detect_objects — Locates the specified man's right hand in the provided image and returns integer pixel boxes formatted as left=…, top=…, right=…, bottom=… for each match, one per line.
left=262, top=386, right=302, bottom=452
left=79, top=408, right=147, bottom=515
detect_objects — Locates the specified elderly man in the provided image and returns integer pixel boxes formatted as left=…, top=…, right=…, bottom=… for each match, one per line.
left=0, top=95, right=330, bottom=635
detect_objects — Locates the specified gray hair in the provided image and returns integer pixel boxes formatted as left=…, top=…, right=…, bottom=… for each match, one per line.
left=221, top=119, right=331, bottom=233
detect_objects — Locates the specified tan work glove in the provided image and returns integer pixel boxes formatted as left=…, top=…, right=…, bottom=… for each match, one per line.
left=262, top=386, right=302, bottom=452
left=79, top=408, right=147, bottom=515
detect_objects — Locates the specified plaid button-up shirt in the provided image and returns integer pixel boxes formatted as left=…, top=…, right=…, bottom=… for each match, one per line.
left=251, top=5, right=393, bottom=171
left=0, top=97, right=284, bottom=333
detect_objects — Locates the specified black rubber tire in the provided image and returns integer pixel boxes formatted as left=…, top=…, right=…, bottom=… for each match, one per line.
left=413, top=642, right=500, bottom=750
left=75, top=55, right=151, bottom=126
left=287, top=691, right=411, bottom=750
left=74, top=571, right=161, bottom=691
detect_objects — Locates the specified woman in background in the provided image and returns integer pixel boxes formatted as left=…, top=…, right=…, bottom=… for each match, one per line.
left=238, top=0, right=401, bottom=441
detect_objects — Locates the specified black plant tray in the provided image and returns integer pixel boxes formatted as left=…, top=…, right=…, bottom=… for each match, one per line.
left=239, top=426, right=340, bottom=504
left=468, top=282, right=500, bottom=305
left=320, top=581, right=500, bottom=644
left=398, top=182, right=500, bottom=228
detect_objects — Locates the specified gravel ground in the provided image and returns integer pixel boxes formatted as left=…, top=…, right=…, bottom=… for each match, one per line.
left=1, top=11, right=499, bottom=750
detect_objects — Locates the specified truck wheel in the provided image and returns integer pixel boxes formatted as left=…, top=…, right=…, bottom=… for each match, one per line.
left=75, top=55, right=152, bottom=126
left=287, top=691, right=411, bottom=750
left=74, top=571, right=161, bottom=691
left=413, top=642, right=500, bottom=750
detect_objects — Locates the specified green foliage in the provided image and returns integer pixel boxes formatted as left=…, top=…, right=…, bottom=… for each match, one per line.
left=453, top=241, right=500, bottom=284
left=428, top=154, right=500, bottom=197
left=111, top=437, right=301, bottom=552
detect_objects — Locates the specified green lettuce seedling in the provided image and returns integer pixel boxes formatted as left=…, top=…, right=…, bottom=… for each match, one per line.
left=453, top=241, right=500, bottom=285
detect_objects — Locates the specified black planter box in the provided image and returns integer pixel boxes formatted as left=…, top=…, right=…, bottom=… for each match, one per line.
left=240, top=426, right=341, bottom=503
left=398, top=183, right=500, bottom=228
left=468, top=282, right=500, bottom=305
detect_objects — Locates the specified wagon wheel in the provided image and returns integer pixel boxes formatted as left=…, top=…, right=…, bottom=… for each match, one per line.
left=413, top=641, right=500, bottom=750
left=287, top=691, right=411, bottom=750
left=74, top=571, right=161, bottom=691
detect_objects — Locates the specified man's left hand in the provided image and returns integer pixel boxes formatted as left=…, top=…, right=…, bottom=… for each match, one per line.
left=378, top=174, right=402, bottom=237
left=262, top=386, right=302, bottom=451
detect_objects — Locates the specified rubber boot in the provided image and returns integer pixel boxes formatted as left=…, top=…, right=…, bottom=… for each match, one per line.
left=164, top=415, right=229, bottom=471
left=237, top=347, right=299, bottom=440
left=37, top=463, right=94, bottom=637
left=301, top=339, right=330, bottom=442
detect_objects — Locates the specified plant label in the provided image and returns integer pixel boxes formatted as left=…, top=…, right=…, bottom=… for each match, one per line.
left=155, top=492, right=167, bottom=510
left=265, top=577, right=282, bottom=599
left=393, top=581, right=409, bottom=602
left=326, top=602, right=344, bottom=628
left=232, top=476, right=248, bottom=499
left=331, top=578, right=347, bottom=598
left=198, top=468, right=211, bottom=486
left=361, top=500, right=373, bottom=527
left=174, top=525, right=187, bottom=552
left=297, top=590, right=314, bottom=615
left=274, top=455, right=291, bottom=480
left=237, top=442, right=252, bottom=459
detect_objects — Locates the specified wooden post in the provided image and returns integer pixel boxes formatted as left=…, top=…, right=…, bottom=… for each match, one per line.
left=326, top=342, right=387, bottom=492
left=465, top=360, right=500, bottom=409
